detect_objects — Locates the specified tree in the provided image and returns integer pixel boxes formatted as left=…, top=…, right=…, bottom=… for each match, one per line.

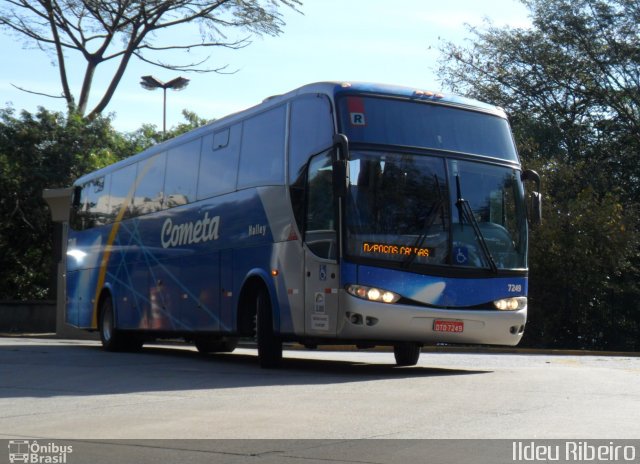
left=439, top=0, right=640, bottom=199
left=0, top=107, right=123, bottom=299
left=438, top=0, right=640, bottom=350
left=123, top=109, right=213, bottom=150
left=0, top=0, right=301, bottom=119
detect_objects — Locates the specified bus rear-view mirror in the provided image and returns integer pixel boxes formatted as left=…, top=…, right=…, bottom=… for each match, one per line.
left=521, top=169, right=542, bottom=225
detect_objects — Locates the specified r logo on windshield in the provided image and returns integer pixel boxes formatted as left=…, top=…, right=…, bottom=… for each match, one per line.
left=350, top=112, right=366, bottom=126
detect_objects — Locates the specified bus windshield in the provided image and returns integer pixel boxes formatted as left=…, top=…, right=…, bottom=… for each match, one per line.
left=345, top=151, right=527, bottom=271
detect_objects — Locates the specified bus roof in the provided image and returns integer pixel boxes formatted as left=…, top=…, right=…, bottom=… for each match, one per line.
left=73, top=81, right=506, bottom=186
left=280, top=81, right=504, bottom=114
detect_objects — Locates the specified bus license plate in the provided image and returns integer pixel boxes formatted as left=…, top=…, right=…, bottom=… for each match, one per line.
left=433, top=320, right=464, bottom=333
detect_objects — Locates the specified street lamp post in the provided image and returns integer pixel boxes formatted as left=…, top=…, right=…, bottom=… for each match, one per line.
left=140, top=75, right=190, bottom=134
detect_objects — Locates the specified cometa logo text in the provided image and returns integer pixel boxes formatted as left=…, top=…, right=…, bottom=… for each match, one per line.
left=161, top=212, right=220, bottom=249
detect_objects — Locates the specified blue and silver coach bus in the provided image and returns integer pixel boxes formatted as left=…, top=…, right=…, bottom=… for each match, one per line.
left=66, top=82, right=541, bottom=367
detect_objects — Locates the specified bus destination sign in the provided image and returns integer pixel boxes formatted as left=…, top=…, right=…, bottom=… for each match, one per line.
left=362, top=241, right=434, bottom=258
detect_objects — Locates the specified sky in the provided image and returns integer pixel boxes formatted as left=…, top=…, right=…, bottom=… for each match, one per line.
left=0, top=0, right=532, bottom=133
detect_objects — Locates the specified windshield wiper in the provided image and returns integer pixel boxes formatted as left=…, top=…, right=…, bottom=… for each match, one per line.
left=455, top=174, right=498, bottom=273
left=403, top=177, right=445, bottom=268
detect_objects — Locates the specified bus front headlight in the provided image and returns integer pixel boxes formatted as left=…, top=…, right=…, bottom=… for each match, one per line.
left=347, top=285, right=401, bottom=304
left=493, top=297, right=527, bottom=311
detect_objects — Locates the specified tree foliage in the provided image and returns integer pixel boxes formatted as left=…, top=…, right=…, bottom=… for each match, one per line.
left=124, top=109, right=213, bottom=150
left=0, top=0, right=301, bottom=118
left=0, top=108, right=119, bottom=298
left=439, top=0, right=640, bottom=350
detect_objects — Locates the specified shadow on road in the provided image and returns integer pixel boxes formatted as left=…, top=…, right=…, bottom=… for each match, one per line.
left=0, top=338, right=491, bottom=398
left=149, top=343, right=491, bottom=375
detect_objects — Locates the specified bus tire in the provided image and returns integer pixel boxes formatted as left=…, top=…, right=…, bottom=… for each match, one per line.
left=256, top=288, right=282, bottom=368
left=99, top=295, right=142, bottom=352
left=195, top=337, right=238, bottom=354
left=393, top=342, right=421, bottom=366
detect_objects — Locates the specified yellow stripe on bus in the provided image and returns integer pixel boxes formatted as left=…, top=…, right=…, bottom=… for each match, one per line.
left=91, top=158, right=156, bottom=328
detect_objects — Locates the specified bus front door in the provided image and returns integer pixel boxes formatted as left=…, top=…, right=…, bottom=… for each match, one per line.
left=303, top=150, right=340, bottom=337
left=304, top=238, right=339, bottom=337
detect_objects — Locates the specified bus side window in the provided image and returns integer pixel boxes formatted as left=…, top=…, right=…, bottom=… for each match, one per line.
left=70, top=186, right=83, bottom=230
left=305, top=151, right=336, bottom=260
left=289, top=94, right=334, bottom=184
left=133, top=152, right=166, bottom=215
left=70, top=184, right=89, bottom=230
left=94, top=174, right=111, bottom=226
left=109, top=164, right=137, bottom=220
left=164, top=138, right=201, bottom=208
left=71, top=176, right=110, bottom=230
left=237, top=105, right=286, bottom=189
left=197, top=124, right=241, bottom=200
left=289, top=94, right=334, bottom=234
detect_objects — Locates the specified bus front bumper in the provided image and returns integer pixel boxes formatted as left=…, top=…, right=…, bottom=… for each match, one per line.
left=337, top=293, right=527, bottom=346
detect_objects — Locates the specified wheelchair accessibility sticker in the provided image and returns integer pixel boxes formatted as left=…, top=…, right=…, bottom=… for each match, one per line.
left=454, top=246, right=469, bottom=265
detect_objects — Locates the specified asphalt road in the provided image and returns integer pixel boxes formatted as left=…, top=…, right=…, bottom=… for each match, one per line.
left=0, top=337, right=639, bottom=463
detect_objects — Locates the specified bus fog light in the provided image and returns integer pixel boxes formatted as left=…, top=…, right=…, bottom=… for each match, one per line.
left=347, top=285, right=401, bottom=304
left=493, top=297, right=527, bottom=311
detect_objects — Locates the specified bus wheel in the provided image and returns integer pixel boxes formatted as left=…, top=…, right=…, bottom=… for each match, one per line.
left=99, top=295, right=142, bottom=352
left=256, top=288, right=282, bottom=368
left=393, top=342, right=421, bottom=366
left=195, top=337, right=238, bottom=354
